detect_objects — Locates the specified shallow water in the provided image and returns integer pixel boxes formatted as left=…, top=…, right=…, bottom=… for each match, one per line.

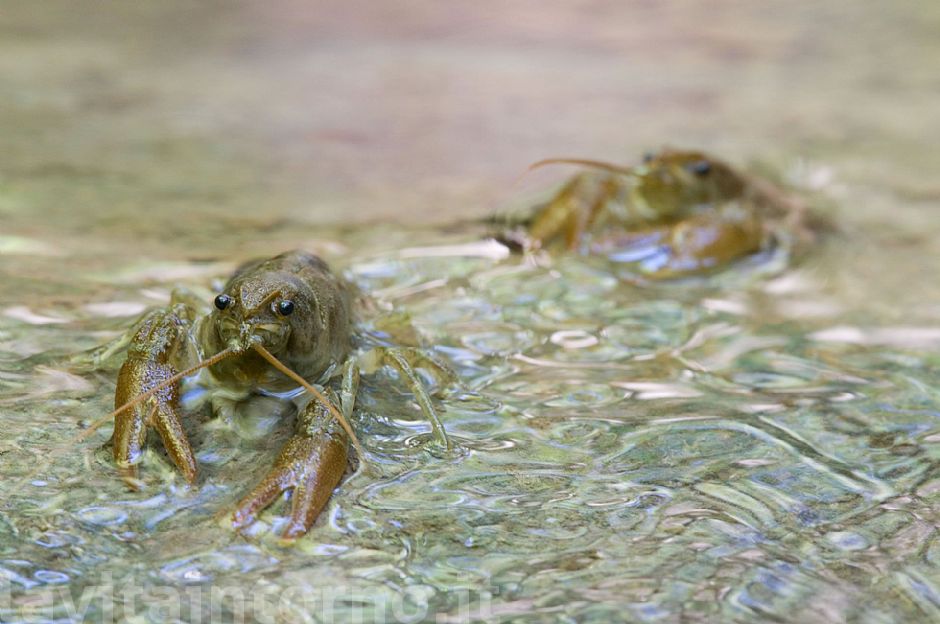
left=3, top=1, right=940, bottom=623
left=3, top=223, right=940, bottom=623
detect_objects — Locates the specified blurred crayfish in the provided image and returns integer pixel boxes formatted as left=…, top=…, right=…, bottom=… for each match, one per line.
left=500, top=149, right=814, bottom=278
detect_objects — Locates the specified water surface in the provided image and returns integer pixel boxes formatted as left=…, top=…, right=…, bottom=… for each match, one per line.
left=2, top=2, right=940, bottom=622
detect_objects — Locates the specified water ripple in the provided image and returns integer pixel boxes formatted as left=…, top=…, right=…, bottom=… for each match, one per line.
left=3, top=235, right=938, bottom=622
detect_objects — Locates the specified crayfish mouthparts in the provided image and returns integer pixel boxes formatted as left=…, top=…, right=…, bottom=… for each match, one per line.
left=227, top=331, right=258, bottom=353
left=223, top=324, right=288, bottom=355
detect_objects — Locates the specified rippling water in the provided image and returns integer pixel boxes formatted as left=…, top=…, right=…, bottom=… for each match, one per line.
left=4, top=1, right=940, bottom=622
left=2, top=218, right=939, bottom=622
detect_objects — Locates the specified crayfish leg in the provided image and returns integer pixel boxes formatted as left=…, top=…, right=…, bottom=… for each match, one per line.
left=361, top=347, right=453, bottom=449
left=526, top=172, right=629, bottom=251
left=527, top=173, right=591, bottom=249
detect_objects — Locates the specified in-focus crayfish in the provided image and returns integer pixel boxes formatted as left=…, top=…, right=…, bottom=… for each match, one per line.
left=100, top=251, right=453, bottom=539
left=501, top=148, right=813, bottom=278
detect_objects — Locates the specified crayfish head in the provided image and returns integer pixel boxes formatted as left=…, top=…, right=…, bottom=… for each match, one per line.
left=206, top=252, right=353, bottom=390
left=633, top=149, right=746, bottom=218
left=211, top=282, right=297, bottom=356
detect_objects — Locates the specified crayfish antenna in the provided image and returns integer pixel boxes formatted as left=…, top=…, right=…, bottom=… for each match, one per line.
left=252, top=344, right=366, bottom=463
left=527, top=157, right=639, bottom=177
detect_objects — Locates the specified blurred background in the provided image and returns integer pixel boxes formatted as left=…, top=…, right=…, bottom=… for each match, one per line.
left=3, top=0, right=939, bottom=255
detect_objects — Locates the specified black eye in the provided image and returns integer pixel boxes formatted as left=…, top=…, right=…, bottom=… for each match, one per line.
left=688, top=160, right=712, bottom=176
left=214, top=294, right=232, bottom=311
left=277, top=300, right=295, bottom=316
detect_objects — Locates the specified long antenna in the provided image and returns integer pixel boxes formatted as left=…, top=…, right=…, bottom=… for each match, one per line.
left=528, top=157, right=639, bottom=177
left=252, top=344, right=366, bottom=461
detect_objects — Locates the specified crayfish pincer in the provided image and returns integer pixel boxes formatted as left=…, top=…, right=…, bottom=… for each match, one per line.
left=104, top=251, right=454, bottom=539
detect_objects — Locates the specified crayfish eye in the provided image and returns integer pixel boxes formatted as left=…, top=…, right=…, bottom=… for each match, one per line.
left=214, top=294, right=233, bottom=311
left=688, top=160, right=712, bottom=176
left=276, top=300, right=295, bottom=316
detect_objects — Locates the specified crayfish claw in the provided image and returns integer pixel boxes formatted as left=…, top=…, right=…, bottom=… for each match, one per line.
left=151, top=402, right=197, bottom=484
left=110, top=305, right=198, bottom=485
left=111, top=400, right=151, bottom=489
left=233, top=394, right=349, bottom=539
